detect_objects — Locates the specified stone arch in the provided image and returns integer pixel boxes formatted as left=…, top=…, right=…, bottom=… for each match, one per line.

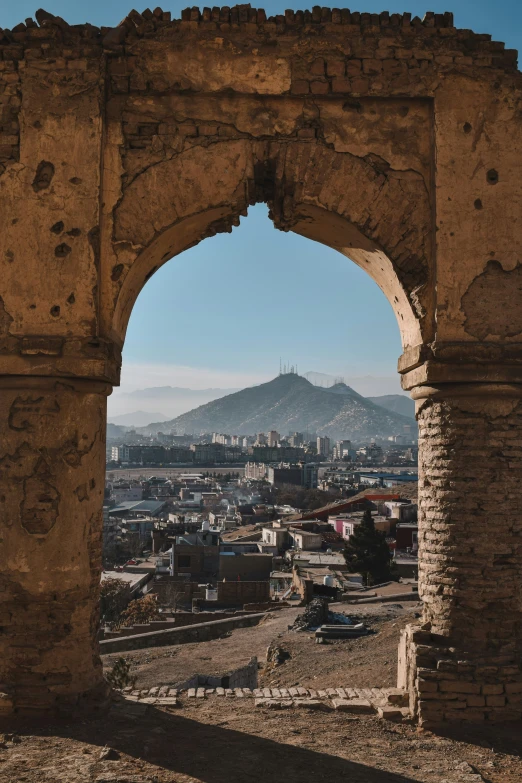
left=109, top=138, right=430, bottom=351
left=1, top=4, right=521, bottom=728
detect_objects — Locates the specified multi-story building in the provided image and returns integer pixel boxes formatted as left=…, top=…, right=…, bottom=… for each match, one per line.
left=191, top=443, right=226, bottom=464
left=110, top=444, right=143, bottom=464
left=316, top=436, right=331, bottom=458
left=251, top=446, right=305, bottom=463
left=245, top=462, right=268, bottom=480
left=333, top=439, right=352, bottom=460
left=267, top=462, right=318, bottom=489
left=289, top=432, right=304, bottom=447
left=267, top=430, right=280, bottom=447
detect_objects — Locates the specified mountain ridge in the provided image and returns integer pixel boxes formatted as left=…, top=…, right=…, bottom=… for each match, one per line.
left=138, top=374, right=416, bottom=440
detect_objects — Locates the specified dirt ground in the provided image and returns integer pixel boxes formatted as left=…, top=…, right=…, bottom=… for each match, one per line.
left=2, top=601, right=522, bottom=782
left=103, top=602, right=421, bottom=690
left=1, top=695, right=522, bottom=783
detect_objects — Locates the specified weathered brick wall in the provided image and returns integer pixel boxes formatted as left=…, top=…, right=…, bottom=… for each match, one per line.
left=1, top=7, right=521, bottom=722
left=399, top=385, right=522, bottom=726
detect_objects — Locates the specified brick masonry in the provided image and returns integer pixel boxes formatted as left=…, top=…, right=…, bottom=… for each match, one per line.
left=0, top=7, right=521, bottom=722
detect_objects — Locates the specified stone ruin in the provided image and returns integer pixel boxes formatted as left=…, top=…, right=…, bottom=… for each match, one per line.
left=0, top=6, right=521, bottom=727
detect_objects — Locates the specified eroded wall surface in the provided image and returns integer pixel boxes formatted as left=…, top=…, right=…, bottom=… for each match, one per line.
left=0, top=7, right=521, bottom=723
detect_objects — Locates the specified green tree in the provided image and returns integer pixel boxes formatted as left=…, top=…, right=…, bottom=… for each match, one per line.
left=344, top=509, right=393, bottom=585
left=100, top=578, right=129, bottom=623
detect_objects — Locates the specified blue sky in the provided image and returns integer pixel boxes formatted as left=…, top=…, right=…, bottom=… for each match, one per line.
left=4, top=2, right=520, bottom=394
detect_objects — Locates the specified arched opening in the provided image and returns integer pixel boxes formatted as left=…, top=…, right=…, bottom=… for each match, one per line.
left=104, top=194, right=421, bottom=698
left=105, top=140, right=430, bottom=356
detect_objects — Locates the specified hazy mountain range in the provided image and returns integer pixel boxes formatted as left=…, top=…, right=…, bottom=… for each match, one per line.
left=108, top=371, right=408, bottom=427
left=135, top=373, right=415, bottom=440
left=108, top=386, right=239, bottom=425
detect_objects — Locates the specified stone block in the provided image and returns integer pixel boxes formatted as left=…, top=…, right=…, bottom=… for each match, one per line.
left=290, top=80, right=309, bottom=94
left=362, top=58, right=382, bottom=74
left=482, top=684, right=504, bottom=695
left=387, top=689, right=409, bottom=706
left=326, top=59, right=345, bottom=76
left=255, top=698, right=293, bottom=709
left=486, top=695, right=506, bottom=707
left=332, top=698, right=375, bottom=714
left=310, top=58, right=325, bottom=75
left=466, top=695, right=486, bottom=707
left=440, top=681, right=481, bottom=694
left=310, top=80, right=329, bottom=94
left=417, top=679, right=438, bottom=693
left=293, top=699, right=331, bottom=710
left=331, top=77, right=351, bottom=92
left=346, top=59, right=362, bottom=76
left=505, top=683, right=522, bottom=694
left=378, top=706, right=403, bottom=721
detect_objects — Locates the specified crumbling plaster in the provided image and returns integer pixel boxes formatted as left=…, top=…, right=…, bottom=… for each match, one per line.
left=0, top=7, right=521, bottom=722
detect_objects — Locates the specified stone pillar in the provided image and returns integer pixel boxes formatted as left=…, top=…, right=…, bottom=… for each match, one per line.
left=399, top=383, right=522, bottom=726
left=0, top=376, right=110, bottom=717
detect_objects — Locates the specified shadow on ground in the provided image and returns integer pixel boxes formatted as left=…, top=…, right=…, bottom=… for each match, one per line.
left=31, top=700, right=427, bottom=783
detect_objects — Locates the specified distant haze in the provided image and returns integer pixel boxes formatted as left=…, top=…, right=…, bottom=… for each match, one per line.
left=108, top=386, right=239, bottom=424
left=108, top=371, right=408, bottom=428
left=303, top=371, right=406, bottom=398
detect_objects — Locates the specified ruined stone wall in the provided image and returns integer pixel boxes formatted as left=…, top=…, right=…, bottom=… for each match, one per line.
left=1, top=7, right=522, bottom=721
left=0, top=6, right=519, bottom=376
left=398, top=384, right=522, bottom=726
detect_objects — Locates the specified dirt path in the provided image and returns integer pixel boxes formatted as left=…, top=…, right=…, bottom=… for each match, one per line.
left=103, top=602, right=420, bottom=691
left=5, top=601, right=522, bottom=783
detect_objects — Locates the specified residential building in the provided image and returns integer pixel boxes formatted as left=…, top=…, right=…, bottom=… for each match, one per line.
left=111, top=485, right=143, bottom=503
left=261, top=526, right=289, bottom=551
left=333, top=439, right=352, bottom=460
left=244, top=462, right=268, bottom=480
left=267, top=430, right=280, bottom=447
left=316, top=436, right=331, bottom=458
left=267, top=462, right=318, bottom=489
left=251, top=446, right=305, bottom=462
left=289, top=529, right=323, bottom=551
left=288, top=432, right=304, bottom=447
left=359, top=472, right=418, bottom=487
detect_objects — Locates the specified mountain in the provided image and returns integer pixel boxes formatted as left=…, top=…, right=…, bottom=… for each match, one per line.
left=141, top=373, right=416, bottom=441
left=108, top=385, right=239, bottom=420
left=107, top=422, right=129, bottom=438
left=303, top=371, right=404, bottom=397
left=367, top=395, right=415, bottom=420
left=108, top=410, right=170, bottom=427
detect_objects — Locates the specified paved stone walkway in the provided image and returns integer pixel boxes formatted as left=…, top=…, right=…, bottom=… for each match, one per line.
left=121, top=685, right=410, bottom=718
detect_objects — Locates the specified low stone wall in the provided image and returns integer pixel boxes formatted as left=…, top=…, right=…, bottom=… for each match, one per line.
left=99, top=612, right=264, bottom=654
left=175, top=656, right=258, bottom=691
left=346, top=591, right=420, bottom=605
left=101, top=611, right=254, bottom=640
left=399, top=624, right=522, bottom=727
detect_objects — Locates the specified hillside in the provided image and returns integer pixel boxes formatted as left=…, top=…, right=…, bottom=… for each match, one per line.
left=367, top=394, right=415, bottom=419
left=141, top=374, right=416, bottom=441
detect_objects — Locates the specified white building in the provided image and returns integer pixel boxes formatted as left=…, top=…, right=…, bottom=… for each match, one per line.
left=112, top=485, right=143, bottom=504
left=317, top=436, right=331, bottom=458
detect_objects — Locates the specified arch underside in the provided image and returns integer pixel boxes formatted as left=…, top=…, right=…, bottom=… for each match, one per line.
left=108, top=139, right=432, bottom=351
